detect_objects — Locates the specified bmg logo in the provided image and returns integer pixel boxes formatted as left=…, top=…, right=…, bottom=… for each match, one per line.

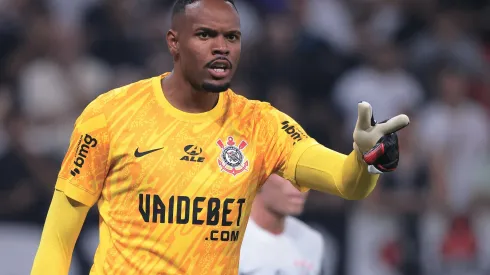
left=70, top=134, right=98, bottom=176
left=281, top=121, right=306, bottom=145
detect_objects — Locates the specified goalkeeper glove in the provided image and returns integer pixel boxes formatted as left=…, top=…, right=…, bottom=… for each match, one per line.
left=353, top=101, right=410, bottom=174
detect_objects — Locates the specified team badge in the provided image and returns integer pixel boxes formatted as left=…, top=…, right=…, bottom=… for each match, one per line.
left=216, top=136, right=249, bottom=176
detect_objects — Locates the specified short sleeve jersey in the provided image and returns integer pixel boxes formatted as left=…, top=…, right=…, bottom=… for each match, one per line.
left=55, top=73, right=318, bottom=275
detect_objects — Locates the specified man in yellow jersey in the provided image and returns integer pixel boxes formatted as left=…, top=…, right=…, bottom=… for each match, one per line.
left=31, top=0, right=409, bottom=274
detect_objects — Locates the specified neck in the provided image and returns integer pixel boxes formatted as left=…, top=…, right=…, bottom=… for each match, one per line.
left=250, top=199, right=286, bottom=235
left=161, top=70, right=219, bottom=113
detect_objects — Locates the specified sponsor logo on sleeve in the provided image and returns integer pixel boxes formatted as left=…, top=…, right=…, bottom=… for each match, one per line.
left=70, top=134, right=97, bottom=176
left=281, top=121, right=308, bottom=145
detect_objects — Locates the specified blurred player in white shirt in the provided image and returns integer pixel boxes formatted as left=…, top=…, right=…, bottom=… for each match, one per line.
left=239, top=174, right=325, bottom=275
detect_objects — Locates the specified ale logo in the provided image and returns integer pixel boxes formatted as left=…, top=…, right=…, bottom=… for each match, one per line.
left=180, top=145, right=205, bottom=162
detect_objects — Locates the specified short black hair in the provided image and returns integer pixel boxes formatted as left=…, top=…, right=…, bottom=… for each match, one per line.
left=171, top=0, right=237, bottom=18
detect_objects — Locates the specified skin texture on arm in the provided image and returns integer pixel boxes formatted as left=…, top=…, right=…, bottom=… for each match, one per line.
left=294, top=144, right=379, bottom=200
left=31, top=190, right=90, bottom=275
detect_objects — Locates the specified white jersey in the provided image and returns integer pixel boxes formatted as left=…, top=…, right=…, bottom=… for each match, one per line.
left=239, top=216, right=325, bottom=275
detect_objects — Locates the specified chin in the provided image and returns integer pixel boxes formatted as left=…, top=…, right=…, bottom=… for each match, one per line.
left=201, top=80, right=231, bottom=93
left=288, top=206, right=305, bottom=216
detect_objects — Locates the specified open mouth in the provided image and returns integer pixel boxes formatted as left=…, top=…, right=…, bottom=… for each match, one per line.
left=207, top=60, right=231, bottom=79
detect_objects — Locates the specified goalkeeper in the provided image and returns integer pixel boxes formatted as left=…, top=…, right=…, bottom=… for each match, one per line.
left=31, top=0, right=409, bottom=273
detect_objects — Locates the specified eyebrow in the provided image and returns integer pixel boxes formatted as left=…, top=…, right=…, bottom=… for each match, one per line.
left=227, top=30, right=242, bottom=36
left=194, top=26, right=241, bottom=36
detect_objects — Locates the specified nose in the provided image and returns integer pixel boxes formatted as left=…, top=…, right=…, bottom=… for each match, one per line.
left=212, top=36, right=230, bottom=56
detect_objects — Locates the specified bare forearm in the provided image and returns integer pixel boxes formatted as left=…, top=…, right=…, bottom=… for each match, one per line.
left=31, top=190, right=89, bottom=275
left=294, top=144, right=379, bottom=200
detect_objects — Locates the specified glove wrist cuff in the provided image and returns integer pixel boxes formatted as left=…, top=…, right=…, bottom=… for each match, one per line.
left=367, top=165, right=383, bottom=174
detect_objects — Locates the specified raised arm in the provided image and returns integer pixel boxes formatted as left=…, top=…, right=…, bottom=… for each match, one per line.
left=293, top=143, right=377, bottom=200
left=262, top=101, right=409, bottom=200
left=293, top=102, right=409, bottom=199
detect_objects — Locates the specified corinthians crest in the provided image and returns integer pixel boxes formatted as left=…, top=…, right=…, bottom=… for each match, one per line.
left=216, top=136, right=249, bottom=176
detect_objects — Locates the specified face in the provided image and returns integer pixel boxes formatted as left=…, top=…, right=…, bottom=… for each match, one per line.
left=259, top=174, right=308, bottom=217
left=167, top=0, right=241, bottom=93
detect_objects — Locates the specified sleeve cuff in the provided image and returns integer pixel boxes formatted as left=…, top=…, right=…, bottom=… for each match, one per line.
left=283, top=138, right=319, bottom=192
left=55, top=178, right=99, bottom=207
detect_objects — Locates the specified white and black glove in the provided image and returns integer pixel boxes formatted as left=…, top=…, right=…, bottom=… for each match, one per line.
left=353, top=101, right=410, bottom=174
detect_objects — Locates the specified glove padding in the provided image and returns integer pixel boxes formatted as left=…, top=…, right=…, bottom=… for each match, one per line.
left=353, top=101, right=410, bottom=174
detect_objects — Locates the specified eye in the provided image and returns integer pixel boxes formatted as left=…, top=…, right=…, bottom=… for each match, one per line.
left=197, top=32, right=209, bottom=39
left=226, top=34, right=239, bottom=41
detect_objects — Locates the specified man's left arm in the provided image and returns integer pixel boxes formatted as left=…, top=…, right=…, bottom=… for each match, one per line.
left=263, top=102, right=409, bottom=200
left=291, top=143, right=377, bottom=200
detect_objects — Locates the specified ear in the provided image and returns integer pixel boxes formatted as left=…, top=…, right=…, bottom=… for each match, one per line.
left=166, top=29, right=179, bottom=56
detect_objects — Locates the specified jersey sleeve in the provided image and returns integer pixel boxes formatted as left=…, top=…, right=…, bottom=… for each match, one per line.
left=258, top=103, right=318, bottom=191
left=55, top=98, right=111, bottom=207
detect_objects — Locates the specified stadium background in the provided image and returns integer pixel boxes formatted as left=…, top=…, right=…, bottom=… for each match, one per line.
left=1, top=0, right=490, bottom=274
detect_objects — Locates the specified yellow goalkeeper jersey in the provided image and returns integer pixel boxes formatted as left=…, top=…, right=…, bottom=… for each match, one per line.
left=55, top=73, right=318, bottom=275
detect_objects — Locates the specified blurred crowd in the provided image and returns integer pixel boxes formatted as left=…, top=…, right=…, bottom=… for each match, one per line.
left=1, top=0, right=490, bottom=274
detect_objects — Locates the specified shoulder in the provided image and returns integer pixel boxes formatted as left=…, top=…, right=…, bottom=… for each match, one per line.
left=286, top=217, right=326, bottom=264
left=98, top=76, right=155, bottom=106
left=78, top=76, right=155, bottom=122
left=225, top=90, right=283, bottom=133
left=226, top=92, right=288, bottom=124
left=286, top=216, right=324, bottom=247
left=226, top=92, right=310, bottom=146
left=225, top=90, right=274, bottom=114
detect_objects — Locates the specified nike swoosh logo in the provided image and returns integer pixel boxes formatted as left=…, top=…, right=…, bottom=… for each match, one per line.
left=134, top=147, right=164, bottom=158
